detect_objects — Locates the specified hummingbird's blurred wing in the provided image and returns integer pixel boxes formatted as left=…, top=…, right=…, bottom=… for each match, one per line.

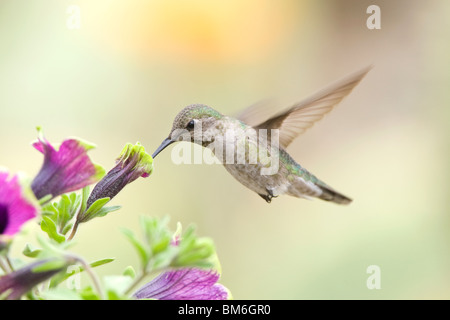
left=235, top=98, right=280, bottom=128
left=241, top=66, right=371, bottom=149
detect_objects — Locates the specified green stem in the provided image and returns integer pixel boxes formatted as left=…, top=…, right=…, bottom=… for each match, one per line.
left=67, top=220, right=79, bottom=241
left=80, top=259, right=104, bottom=300
left=66, top=254, right=104, bottom=300
left=124, top=271, right=147, bottom=296
left=0, top=256, right=11, bottom=274
left=68, top=199, right=86, bottom=241
left=5, top=255, right=14, bottom=272
left=124, top=264, right=164, bottom=297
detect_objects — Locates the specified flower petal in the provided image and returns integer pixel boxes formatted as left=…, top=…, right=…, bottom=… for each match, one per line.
left=134, top=268, right=229, bottom=300
left=31, top=129, right=104, bottom=201
left=0, top=171, right=38, bottom=238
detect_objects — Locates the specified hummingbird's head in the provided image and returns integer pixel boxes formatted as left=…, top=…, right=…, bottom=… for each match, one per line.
left=152, top=104, right=223, bottom=158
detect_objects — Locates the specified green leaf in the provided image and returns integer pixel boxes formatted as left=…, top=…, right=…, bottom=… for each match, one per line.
left=123, top=266, right=136, bottom=279
left=49, top=258, right=115, bottom=288
left=55, top=195, right=69, bottom=232
left=22, top=243, right=42, bottom=258
left=172, top=226, right=216, bottom=268
left=58, top=194, right=70, bottom=220
left=38, top=194, right=52, bottom=205
left=79, top=185, right=90, bottom=215
left=152, top=245, right=179, bottom=270
left=41, top=216, right=66, bottom=243
left=85, top=197, right=110, bottom=214
left=122, top=228, right=149, bottom=268
left=40, top=191, right=82, bottom=237
left=90, top=258, right=115, bottom=268
left=41, top=203, right=58, bottom=217
left=57, top=193, right=80, bottom=227
left=173, top=241, right=215, bottom=267
left=152, top=235, right=171, bottom=255
left=79, top=286, right=101, bottom=300
left=34, top=233, right=74, bottom=261
left=31, top=259, right=67, bottom=273
left=140, top=215, right=172, bottom=255
left=122, top=217, right=219, bottom=275
left=79, top=197, right=110, bottom=223
left=92, top=163, right=106, bottom=181
left=103, top=275, right=133, bottom=300
left=91, top=205, right=121, bottom=219
left=61, top=222, right=73, bottom=235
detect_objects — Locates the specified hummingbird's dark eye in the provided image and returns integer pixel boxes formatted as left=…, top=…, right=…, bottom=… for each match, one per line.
left=186, top=120, right=195, bottom=130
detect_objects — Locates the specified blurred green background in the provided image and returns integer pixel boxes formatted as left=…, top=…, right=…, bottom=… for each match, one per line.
left=1, top=0, right=449, bottom=299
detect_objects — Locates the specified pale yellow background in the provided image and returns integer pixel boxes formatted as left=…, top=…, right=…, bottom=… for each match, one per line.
left=1, top=1, right=449, bottom=299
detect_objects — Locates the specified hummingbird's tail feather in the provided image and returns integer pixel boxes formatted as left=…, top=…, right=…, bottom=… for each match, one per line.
left=285, top=163, right=352, bottom=205
left=317, top=184, right=352, bottom=205
left=287, top=175, right=352, bottom=205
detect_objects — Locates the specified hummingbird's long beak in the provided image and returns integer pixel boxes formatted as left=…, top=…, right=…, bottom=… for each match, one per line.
left=152, top=137, right=175, bottom=158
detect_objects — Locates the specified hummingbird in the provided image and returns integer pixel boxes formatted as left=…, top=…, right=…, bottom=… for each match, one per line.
left=152, top=67, right=371, bottom=204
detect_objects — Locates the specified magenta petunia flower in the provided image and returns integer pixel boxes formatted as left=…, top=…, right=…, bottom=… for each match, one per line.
left=134, top=268, right=230, bottom=300
left=0, top=171, right=38, bottom=247
left=30, top=128, right=105, bottom=201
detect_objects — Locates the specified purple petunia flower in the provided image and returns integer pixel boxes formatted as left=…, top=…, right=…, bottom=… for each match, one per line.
left=0, top=170, right=38, bottom=248
left=30, top=128, right=105, bottom=201
left=134, top=268, right=230, bottom=300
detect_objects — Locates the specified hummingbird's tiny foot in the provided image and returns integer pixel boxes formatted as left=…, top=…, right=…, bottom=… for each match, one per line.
left=259, top=193, right=272, bottom=203
left=259, top=187, right=277, bottom=203
left=266, top=187, right=278, bottom=199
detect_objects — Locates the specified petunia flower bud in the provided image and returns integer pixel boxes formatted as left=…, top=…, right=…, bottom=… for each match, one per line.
left=85, top=142, right=153, bottom=209
left=0, top=258, right=69, bottom=300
